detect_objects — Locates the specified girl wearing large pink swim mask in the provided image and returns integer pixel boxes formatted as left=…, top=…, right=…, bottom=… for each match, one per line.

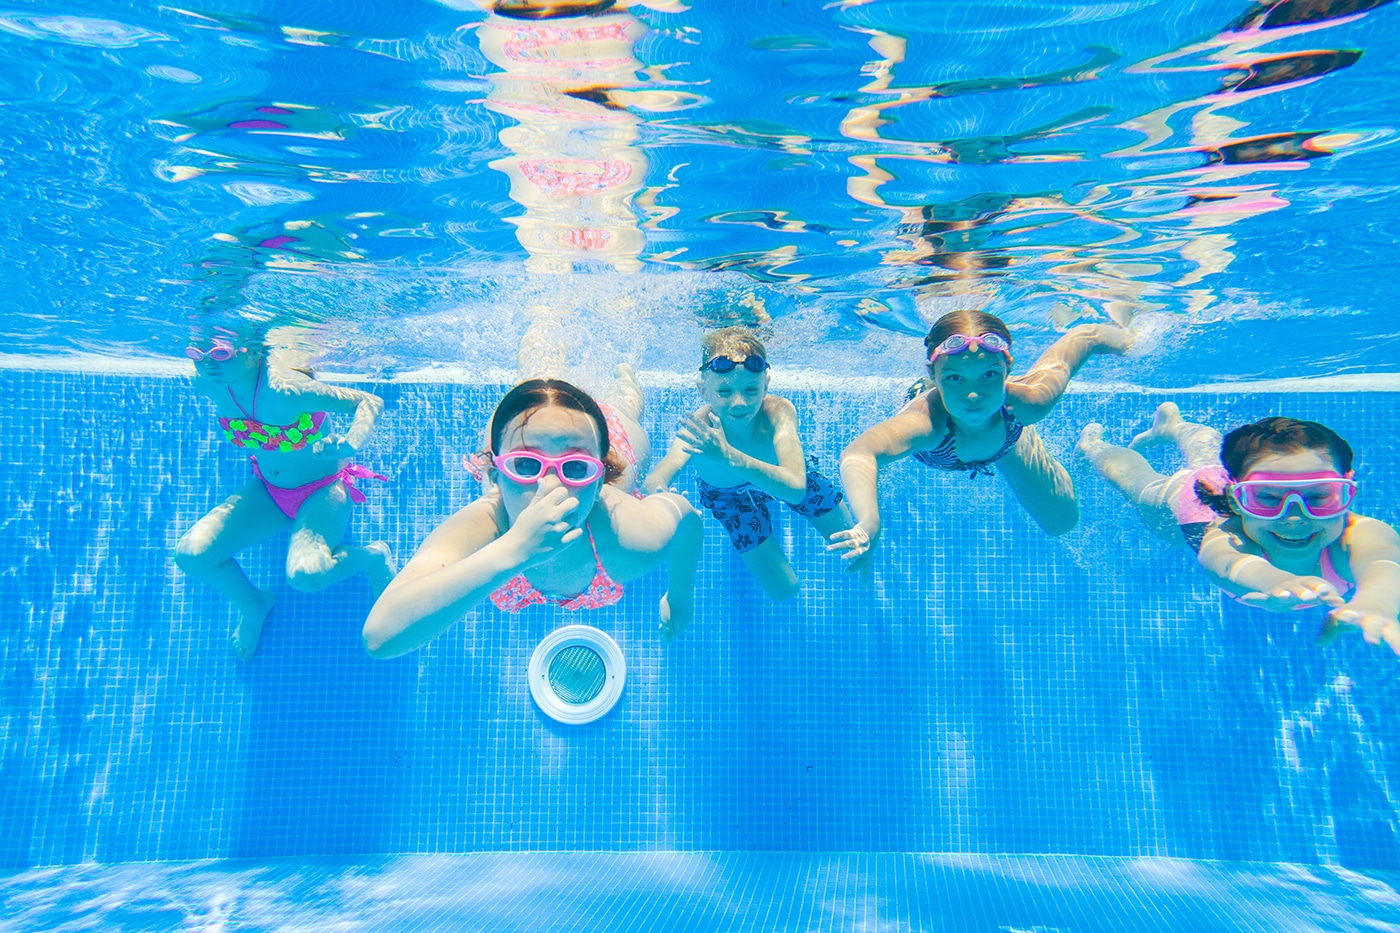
left=1082, top=411, right=1400, bottom=655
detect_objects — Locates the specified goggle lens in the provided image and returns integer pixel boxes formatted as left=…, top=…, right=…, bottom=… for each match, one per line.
left=185, top=341, right=235, bottom=362
left=1230, top=478, right=1355, bottom=519
left=929, top=332, right=1012, bottom=362
left=496, top=451, right=604, bottom=488
left=701, top=356, right=769, bottom=374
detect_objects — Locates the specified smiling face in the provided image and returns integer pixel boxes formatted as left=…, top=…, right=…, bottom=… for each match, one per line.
left=1235, top=448, right=1349, bottom=561
left=700, top=367, right=768, bottom=428
left=493, top=404, right=604, bottom=529
left=931, top=348, right=1009, bottom=423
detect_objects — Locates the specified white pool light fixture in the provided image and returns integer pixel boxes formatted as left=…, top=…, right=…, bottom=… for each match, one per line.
left=528, top=625, right=626, bottom=725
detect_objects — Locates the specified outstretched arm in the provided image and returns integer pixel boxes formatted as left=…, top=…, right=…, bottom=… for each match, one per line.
left=830, top=398, right=930, bottom=571
left=268, top=370, right=386, bottom=458
left=1198, top=520, right=1343, bottom=611
left=1320, top=516, right=1400, bottom=654
left=1007, top=323, right=1130, bottom=424
left=606, top=492, right=703, bottom=639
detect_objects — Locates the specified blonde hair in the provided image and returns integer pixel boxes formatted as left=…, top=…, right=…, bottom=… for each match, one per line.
left=701, top=326, right=767, bottom=367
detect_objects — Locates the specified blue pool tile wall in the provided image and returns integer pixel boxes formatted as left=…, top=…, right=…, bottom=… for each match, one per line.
left=1, top=370, right=1398, bottom=869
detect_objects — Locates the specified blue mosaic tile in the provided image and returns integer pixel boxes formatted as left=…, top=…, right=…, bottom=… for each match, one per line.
left=1, top=372, right=1398, bottom=871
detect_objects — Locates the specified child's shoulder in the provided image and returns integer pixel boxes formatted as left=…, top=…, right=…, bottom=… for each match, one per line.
left=760, top=394, right=798, bottom=420
left=1345, top=512, right=1400, bottom=544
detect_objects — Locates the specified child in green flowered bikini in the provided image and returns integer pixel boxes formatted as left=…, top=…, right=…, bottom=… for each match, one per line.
left=174, top=329, right=395, bottom=660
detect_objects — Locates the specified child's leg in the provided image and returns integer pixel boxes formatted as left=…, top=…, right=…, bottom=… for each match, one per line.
left=996, top=426, right=1079, bottom=536
left=607, top=363, right=652, bottom=486
left=738, top=538, right=801, bottom=602
left=517, top=305, right=569, bottom=380
left=699, top=481, right=797, bottom=600
left=173, top=478, right=289, bottom=660
left=285, top=483, right=396, bottom=598
left=1130, top=402, right=1222, bottom=469
left=805, top=499, right=856, bottom=542
left=1077, top=423, right=1183, bottom=543
left=789, top=466, right=856, bottom=542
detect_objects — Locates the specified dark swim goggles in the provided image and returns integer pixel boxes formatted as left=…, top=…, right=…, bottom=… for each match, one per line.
left=1229, top=472, right=1356, bottom=520
left=700, top=356, right=769, bottom=374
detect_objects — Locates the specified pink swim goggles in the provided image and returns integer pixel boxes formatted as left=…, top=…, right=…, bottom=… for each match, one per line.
left=186, top=338, right=236, bottom=362
left=928, top=332, right=1012, bottom=363
left=1229, top=471, right=1356, bottom=520
left=495, top=449, right=605, bottom=488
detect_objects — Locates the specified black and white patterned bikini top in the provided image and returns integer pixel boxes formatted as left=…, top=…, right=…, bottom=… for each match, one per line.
left=912, top=405, right=1025, bottom=479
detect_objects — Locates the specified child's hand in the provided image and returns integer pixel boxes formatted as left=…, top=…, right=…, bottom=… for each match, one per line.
left=1237, top=575, right=1346, bottom=613
left=498, top=477, right=585, bottom=567
left=1319, top=602, right=1400, bottom=655
left=660, top=589, right=694, bottom=643
left=1090, top=323, right=1132, bottom=355
left=677, top=409, right=730, bottom=463
left=827, top=523, right=879, bottom=573
left=312, top=434, right=357, bottom=460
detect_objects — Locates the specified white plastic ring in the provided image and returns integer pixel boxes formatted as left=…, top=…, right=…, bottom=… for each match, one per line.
left=527, top=625, right=626, bottom=725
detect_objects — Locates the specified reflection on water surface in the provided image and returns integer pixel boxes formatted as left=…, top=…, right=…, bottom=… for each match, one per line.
left=1, top=0, right=1398, bottom=382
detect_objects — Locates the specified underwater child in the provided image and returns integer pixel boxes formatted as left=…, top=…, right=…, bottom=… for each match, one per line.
left=175, top=329, right=396, bottom=660
left=643, top=327, right=856, bottom=600
left=1078, top=406, right=1400, bottom=654
left=362, top=376, right=702, bottom=656
left=831, top=309, right=1130, bottom=570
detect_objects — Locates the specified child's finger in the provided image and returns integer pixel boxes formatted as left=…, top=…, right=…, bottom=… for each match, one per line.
left=1318, top=610, right=1350, bottom=644
left=1383, top=622, right=1400, bottom=656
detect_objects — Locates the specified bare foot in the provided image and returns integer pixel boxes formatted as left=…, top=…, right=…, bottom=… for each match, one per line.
left=611, top=363, right=644, bottom=422
left=659, top=592, right=693, bottom=643
left=230, top=589, right=275, bottom=661
left=1129, top=402, right=1184, bottom=450
left=1075, top=422, right=1107, bottom=459
left=366, top=541, right=397, bottom=598
left=518, top=307, right=569, bottom=380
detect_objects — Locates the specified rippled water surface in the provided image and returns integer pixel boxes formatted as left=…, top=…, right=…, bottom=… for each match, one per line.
left=3, top=0, right=1399, bottom=383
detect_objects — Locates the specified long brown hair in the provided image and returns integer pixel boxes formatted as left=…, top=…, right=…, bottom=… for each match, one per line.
left=488, top=379, right=626, bottom=483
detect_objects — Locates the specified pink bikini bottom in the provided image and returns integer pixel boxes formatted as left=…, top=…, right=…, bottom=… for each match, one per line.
left=250, top=457, right=388, bottom=520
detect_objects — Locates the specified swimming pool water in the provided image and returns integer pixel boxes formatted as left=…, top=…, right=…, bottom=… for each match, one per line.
left=2, top=370, right=1398, bottom=929
left=3, top=0, right=1400, bottom=381
left=6, top=0, right=1400, bottom=928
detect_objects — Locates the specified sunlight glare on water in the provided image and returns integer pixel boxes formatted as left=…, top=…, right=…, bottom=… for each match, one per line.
left=1, top=0, right=1398, bottom=385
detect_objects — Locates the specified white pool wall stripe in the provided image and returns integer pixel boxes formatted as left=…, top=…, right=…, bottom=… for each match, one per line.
left=3, top=353, right=1400, bottom=393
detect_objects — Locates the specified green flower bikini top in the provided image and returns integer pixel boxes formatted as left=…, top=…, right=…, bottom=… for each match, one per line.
left=217, top=365, right=327, bottom=452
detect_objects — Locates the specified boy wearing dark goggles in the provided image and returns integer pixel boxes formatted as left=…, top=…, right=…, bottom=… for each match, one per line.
left=643, top=326, right=857, bottom=600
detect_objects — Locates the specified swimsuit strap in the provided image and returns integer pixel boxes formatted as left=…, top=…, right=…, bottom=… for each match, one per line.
left=585, top=524, right=605, bottom=572
left=915, top=405, right=1022, bottom=478
left=1319, top=514, right=1358, bottom=598
left=1257, top=513, right=1357, bottom=602
left=227, top=361, right=260, bottom=420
